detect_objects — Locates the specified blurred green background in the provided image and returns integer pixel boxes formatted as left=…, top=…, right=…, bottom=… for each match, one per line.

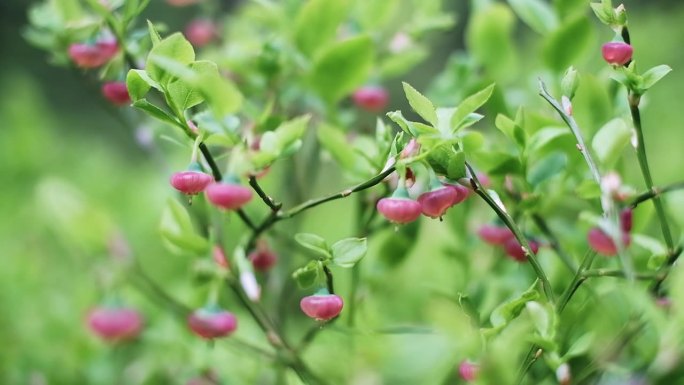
left=3, top=0, right=684, bottom=384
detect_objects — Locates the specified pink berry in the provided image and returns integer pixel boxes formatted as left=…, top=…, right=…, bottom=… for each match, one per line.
left=101, top=81, right=131, bottom=106
left=170, top=169, right=214, bottom=195
left=587, top=227, right=631, bottom=256
left=478, top=224, right=514, bottom=245
left=87, top=306, right=143, bottom=342
left=68, top=39, right=119, bottom=69
left=601, top=42, right=633, bottom=66
left=417, top=186, right=459, bottom=218
left=377, top=197, right=422, bottom=224
left=503, top=238, right=539, bottom=262
left=352, top=86, right=389, bottom=112
left=620, top=208, right=633, bottom=233
left=445, top=183, right=469, bottom=206
left=205, top=181, right=253, bottom=210
left=184, top=19, right=217, bottom=47
left=249, top=246, right=277, bottom=272
left=187, top=308, right=237, bottom=339
left=458, top=360, right=479, bottom=382
left=300, top=294, right=344, bottom=321
left=212, top=246, right=229, bottom=269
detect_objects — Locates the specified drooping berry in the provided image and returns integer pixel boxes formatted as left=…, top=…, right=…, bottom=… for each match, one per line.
left=377, top=197, right=422, bottom=224
left=184, top=19, right=217, bottom=47
left=101, top=81, right=131, bottom=106
left=68, top=39, right=119, bottom=69
left=503, top=238, right=540, bottom=262
left=458, top=360, right=479, bottom=382
left=87, top=306, right=143, bottom=342
left=249, top=241, right=278, bottom=272
left=352, top=85, right=389, bottom=113
left=187, top=308, right=237, bottom=339
left=478, top=224, right=515, bottom=245
left=170, top=164, right=214, bottom=195
left=601, top=42, right=633, bottom=66
left=205, top=179, right=253, bottom=210
left=587, top=227, right=631, bottom=256
left=300, top=293, right=344, bottom=321
left=620, top=208, right=633, bottom=233
left=445, top=182, right=469, bottom=206
left=417, top=186, right=460, bottom=219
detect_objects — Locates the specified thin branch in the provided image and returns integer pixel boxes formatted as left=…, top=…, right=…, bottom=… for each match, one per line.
left=531, top=214, right=578, bottom=272
left=630, top=181, right=684, bottom=208
left=249, top=176, right=282, bottom=212
left=466, top=162, right=555, bottom=302
left=582, top=269, right=662, bottom=280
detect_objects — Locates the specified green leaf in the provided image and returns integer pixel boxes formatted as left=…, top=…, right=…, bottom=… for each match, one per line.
left=466, top=3, right=518, bottom=80
left=386, top=111, right=439, bottom=136
left=318, top=124, right=358, bottom=173
left=591, top=118, right=631, bottom=166
left=331, top=238, right=367, bottom=268
left=575, top=179, right=601, bottom=199
left=640, top=64, right=672, bottom=91
left=490, top=283, right=540, bottom=328
left=402, top=82, right=437, bottom=126
left=450, top=84, right=495, bottom=131
left=159, top=198, right=209, bottom=255
left=132, top=99, right=181, bottom=127
left=167, top=60, right=217, bottom=111
left=527, top=127, right=570, bottom=153
left=525, top=301, right=555, bottom=339
left=508, top=0, right=558, bottom=34
left=147, top=19, right=161, bottom=46
left=495, top=113, right=526, bottom=148
left=294, top=233, right=331, bottom=259
left=146, top=32, right=195, bottom=85
left=527, top=152, right=567, bottom=186
left=126, top=69, right=158, bottom=101
left=447, top=151, right=467, bottom=180
left=292, top=260, right=323, bottom=289
left=542, top=16, right=593, bottom=72
left=563, top=333, right=594, bottom=360
left=310, top=35, right=374, bottom=103
left=293, top=0, right=350, bottom=57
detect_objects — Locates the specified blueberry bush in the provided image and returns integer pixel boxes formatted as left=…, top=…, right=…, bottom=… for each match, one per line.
left=9, top=0, right=684, bottom=383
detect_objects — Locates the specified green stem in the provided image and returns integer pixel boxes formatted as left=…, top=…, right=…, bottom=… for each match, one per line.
left=630, top=180, right=684, bottom=208
left=582, top=269, right=662, bottom=280
left=628, top=92, right=676, bottom=254
left=249, top=176, right=282, bottom=212
left=466, top=162, right=555, bottom=302
left=531, top=214, right=577, bottom=272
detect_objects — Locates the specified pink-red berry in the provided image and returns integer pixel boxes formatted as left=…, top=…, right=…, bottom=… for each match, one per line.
left=503, top=238, right=540, bottom=262
left=184, top=19, right=217, bottom=47
left=478, top=224, right=515, bottom=245
left=187, top=308, right=237, bottom=339
left=458, top=360, right=479, bottom=382
left=377, top=197, right=422, bottom=224
left=601, top=42, right=633, bottom=66
left=300, top=294, right=344, bottom=321
left=87, top=306, right=143, bottom=342
left=68, top=39, right=118, bottom=69
left=352, top=86, right=389, bottom=112
left=587, top=227, right=631, bottom=256
left=170, top=169, right=214, bottom=195
left=249, top=243, right=278, bottom=272
left=206, top=181, right=253, bottom=210
left=417, top=186, right=460, bottom=218
left=620, top=208, right=633, bottom=233
left=101, top=81, right=131, bottom=106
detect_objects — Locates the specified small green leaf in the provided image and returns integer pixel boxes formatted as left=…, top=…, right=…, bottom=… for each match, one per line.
left=294, top=233, right=331, bottom=259
left=159, top=198, right=209, bottom=255
left=132, top=99, right=181, bottom=127
left=167, top=60, right=217, bottom=111
left=591, top=118, right=631, bottom=166
left=293, top=0, right=350, bottom=57
left=542, top=16, right=593, bottom=72
left=402, top=82, right=437, bottom=126
left=292, top=260, right=323, bottom=289
left=495, top=113, right=526, bottom=148
left=526, top=301, right=555, bottom=339
left=318, top=124, right=359, bottom=173
left=575, top=179, right=601, bottom=199
left=147, top=19, right=161, bottom=46
left=527, top=152, right=567, bottom=186
left=450, top=84, right=495, bottom=130
left=331, top=238, right=367, bottom=268
left=310, top=35, right=374, bottom=103
left=563, top=333, right=594, bottom=360
left=508, top=0, right=558, bottom=34
left=527, top=127, right=570, bottom=153
left=146, top=32, right=195, bottom=85
left=640, top=64, right=672, bottom=91
left=490, top=282, right=540, bottom=328
left=126, top=69, right=158, bottom=101
left=447, top=151, right=467, bottom=180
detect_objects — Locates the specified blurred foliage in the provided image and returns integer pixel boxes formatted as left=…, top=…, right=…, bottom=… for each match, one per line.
left=3, top=0, right=684, bottom=384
